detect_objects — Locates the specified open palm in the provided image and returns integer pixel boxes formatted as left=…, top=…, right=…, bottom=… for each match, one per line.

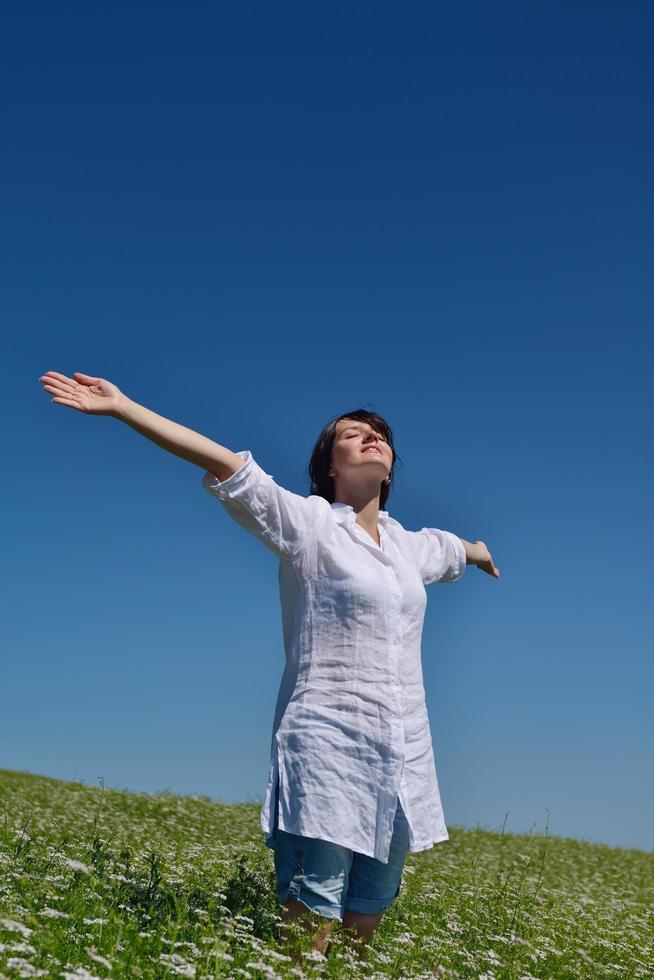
left=38, top=371, right=124, bottom=416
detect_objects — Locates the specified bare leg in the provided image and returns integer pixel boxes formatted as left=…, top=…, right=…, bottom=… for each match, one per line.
left=341, top=909, right=384, bottom=958
left=279, top=898, right=337, bottom=965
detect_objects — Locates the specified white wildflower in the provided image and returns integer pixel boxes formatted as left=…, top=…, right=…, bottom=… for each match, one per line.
left=63, top=858, right=90, bottom=873
left=245, top=963, right=279, bottom=978
left=265, top=950, right=292, bottom=962
left=85, top=949, right=112, bottom=971
left=159, top=953, right=196, bottom=977
left=0, top=942, right=34, bottom=954
left=39, top=908, right=70, bottom=919
left=60, top=969, right=103, bottom=980
left=6, top=960, right=48, bottom=977
left=303, top=949, right=326, bottom=961
left=82, top=919, right=109, bottom=926
left=1, top=919, right=33, bottom=938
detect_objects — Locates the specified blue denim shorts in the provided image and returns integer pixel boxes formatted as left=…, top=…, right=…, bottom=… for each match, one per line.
left=271, top=798, right=411, bottom=921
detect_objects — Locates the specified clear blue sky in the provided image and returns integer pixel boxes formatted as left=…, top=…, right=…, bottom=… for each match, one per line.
left=3, top=2, right=652, bottom=852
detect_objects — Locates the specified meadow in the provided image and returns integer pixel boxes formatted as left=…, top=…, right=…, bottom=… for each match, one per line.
left=0, top=769, right=651, bottom=979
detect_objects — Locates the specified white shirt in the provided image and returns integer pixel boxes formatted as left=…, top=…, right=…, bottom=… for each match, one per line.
left=202, top=450, right=466, bottom=864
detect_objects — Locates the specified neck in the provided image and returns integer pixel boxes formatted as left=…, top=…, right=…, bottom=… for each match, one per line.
left=333, top=482, right=383, bottom=542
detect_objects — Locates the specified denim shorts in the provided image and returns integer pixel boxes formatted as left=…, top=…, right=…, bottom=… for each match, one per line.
left=271, top=797, right=411, bottom=921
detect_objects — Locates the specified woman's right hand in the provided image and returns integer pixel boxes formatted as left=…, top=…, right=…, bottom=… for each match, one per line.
left=38, top=371, right=126, bottom=417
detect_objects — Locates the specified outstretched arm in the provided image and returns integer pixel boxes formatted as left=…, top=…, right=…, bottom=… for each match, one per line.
left=38, top=371, right=244, bottom=481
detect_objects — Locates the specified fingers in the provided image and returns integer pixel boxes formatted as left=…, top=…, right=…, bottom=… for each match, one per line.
left=39, top=370, right=100, bottom=391
left=40, top=377, right=77, bottom=395
left=39, top=373, right=83, bottom=411
left=478, top=559, right=500, bottom=578
left=52, top=397, right=82, bottom=410
left=40, top=371, right=75, bottom=385
left=39, top=372, right=76, bottom=394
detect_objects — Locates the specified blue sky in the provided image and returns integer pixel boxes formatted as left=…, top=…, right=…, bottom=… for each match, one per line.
left=3, top=2, right=652, bottom=852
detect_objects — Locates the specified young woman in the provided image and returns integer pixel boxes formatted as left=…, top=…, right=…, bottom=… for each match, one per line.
left=38, top=370, right=500, bottom=961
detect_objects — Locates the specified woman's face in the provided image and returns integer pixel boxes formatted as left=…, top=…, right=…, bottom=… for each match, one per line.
left=330, top=418, right=393, bottom=485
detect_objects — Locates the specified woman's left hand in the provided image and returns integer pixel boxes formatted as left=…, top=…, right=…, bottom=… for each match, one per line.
left=473, top=541, right=500, bottom=578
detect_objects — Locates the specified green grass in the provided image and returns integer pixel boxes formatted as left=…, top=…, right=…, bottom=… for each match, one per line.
left=0, top=769, right=652, bottom=979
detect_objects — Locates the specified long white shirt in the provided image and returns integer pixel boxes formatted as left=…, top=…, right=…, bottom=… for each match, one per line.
left=202, top=450, right=466, bottom=864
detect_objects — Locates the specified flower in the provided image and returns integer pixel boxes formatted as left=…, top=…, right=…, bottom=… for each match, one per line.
left=1, top=919, right=33, bottom=938
left=63, top=858, right=90, bottom=873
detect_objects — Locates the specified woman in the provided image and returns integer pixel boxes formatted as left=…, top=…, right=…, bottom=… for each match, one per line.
left=37, top=370, right=500, bottom=961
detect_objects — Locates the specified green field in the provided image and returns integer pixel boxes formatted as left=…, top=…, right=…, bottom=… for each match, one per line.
left=1, top=769, right=651, bottom=979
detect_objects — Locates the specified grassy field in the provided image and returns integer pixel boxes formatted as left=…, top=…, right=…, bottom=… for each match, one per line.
left=0, top=769, right=651, bottom=979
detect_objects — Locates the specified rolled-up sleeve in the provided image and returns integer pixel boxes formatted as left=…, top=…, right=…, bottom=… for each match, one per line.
left=201, top=450, right=316, bottom=562
left=410, top=528, right=467, bottom=585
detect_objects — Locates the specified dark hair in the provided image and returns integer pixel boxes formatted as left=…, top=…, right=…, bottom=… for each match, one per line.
left=307, top=408, right=402, bottom=510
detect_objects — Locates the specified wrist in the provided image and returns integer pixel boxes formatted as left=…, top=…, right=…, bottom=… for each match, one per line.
left=461, top=538, right=485, bottom=566
left=112, top=394, right=134, bottom=421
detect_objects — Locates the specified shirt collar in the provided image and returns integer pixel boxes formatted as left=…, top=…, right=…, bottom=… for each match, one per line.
left=330, top=502, right=389, bottom=527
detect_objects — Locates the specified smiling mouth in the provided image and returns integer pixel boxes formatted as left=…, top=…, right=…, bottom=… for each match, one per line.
left=363, top=447, right=382, bottom=455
